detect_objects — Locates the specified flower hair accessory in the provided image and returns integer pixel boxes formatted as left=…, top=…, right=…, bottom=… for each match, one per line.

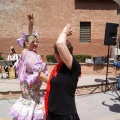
left=17, top=32, right=26, bottom=47
left=33, top=31, right=38, bottom=39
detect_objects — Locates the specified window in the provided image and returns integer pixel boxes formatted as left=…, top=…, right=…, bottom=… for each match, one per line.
left=80, top=22, right=91, bottom=43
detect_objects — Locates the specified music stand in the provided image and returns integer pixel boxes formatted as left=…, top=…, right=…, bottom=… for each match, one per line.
left=0, top=60, right=7, bottom=79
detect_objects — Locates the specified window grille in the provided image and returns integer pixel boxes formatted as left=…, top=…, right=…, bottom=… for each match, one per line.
left=80, top=22, right=91, bottom=43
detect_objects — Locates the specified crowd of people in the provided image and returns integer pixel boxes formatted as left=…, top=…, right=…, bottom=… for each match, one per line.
left=8, top=13, right=81, bottom=120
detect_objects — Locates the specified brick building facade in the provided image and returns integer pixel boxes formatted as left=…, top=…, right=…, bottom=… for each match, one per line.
left=0, top=0, right=119, bottom=61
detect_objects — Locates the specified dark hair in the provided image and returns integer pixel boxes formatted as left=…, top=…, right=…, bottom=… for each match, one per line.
left=53, top=40, right=73, bottom=55
left=10, top=47, right=16, bottom=53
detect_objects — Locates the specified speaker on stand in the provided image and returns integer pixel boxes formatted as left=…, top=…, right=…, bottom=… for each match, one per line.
left=104, top=23, right=119, bottom=46
left=104, top=23, right=119, bottom=95
left=91, top=22, right=119, bottom=94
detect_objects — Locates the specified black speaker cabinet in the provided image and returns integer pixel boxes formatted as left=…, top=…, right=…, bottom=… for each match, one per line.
left=104, top=23, right=119, bottom=45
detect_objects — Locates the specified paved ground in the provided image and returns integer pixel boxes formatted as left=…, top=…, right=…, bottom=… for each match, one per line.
left=0, top=91, right=120, bottom=120
left=0, top=74, right=117, bottom=92
left=0, top=73, right=120, bottom=119
left=76, top=91, right=120, bottom=120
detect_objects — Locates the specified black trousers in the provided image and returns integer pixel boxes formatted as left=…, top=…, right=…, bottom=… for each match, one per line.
left=46, top=111, right=80, bottom=120
left=4, top=66, right=9, bottom=75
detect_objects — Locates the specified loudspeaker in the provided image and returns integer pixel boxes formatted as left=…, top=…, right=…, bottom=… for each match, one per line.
left=104, top=23, right=119, bottom=45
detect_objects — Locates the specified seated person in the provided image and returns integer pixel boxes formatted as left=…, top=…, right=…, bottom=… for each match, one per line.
left=7, top=46, right=18, bottom=65
left=4, top=46, right=18, bottom=78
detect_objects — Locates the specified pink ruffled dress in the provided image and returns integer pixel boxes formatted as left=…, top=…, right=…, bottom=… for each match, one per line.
left=9, top=50, right=48, bottom=120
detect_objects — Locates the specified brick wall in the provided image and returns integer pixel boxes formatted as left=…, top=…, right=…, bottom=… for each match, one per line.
left=0, top=0, right=119, bottom=60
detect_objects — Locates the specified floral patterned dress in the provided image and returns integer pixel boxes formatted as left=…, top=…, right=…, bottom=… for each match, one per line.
left=9, top=51, right=48, bottom=120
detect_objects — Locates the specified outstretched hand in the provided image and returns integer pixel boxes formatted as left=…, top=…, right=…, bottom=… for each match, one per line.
left=27, top=13, right=34, bottom=24
left=62, top=24, right=72, bottom=36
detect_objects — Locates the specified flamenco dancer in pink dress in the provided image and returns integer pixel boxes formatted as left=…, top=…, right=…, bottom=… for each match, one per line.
left=9, top=14, right=48, bottom=120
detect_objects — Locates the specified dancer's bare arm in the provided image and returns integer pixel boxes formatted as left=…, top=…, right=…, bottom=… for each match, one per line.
left=38, top=72, right=48, bottom=83
left=27, top=13, right=34, bottom=34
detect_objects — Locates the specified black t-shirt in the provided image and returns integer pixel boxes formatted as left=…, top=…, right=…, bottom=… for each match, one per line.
left=48, top=57, right=81, bottom=115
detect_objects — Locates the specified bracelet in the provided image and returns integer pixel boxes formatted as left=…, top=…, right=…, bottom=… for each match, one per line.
left=62, top=31, right=67, bottom=35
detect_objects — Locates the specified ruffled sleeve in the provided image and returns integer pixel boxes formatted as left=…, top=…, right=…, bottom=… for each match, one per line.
left=33, top=62, right=48, bottom=76
left=25, top=52, right=48, bottom=85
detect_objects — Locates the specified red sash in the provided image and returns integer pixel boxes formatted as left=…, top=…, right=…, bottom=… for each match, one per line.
left=44, top=62, right=63, bottom=116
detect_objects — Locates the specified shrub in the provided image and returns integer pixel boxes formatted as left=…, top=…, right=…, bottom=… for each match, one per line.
left=0, top=56, right=4, bottom=60
left=73, top=55, right=92, bottom=63
left=46, top=55, right=57, bottom=63
left=46, top=54, right=92, bottom=63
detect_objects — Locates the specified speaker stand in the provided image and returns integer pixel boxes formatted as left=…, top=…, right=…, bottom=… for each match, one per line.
left=105, top=45, right=110, bottom=91
left=91, top=45, right=120, bottom=97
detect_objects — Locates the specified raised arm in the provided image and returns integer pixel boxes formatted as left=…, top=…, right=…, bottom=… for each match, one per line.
left=27, top=13, right=34, bottom=34
left=56, top=24, right=73, bottom=69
